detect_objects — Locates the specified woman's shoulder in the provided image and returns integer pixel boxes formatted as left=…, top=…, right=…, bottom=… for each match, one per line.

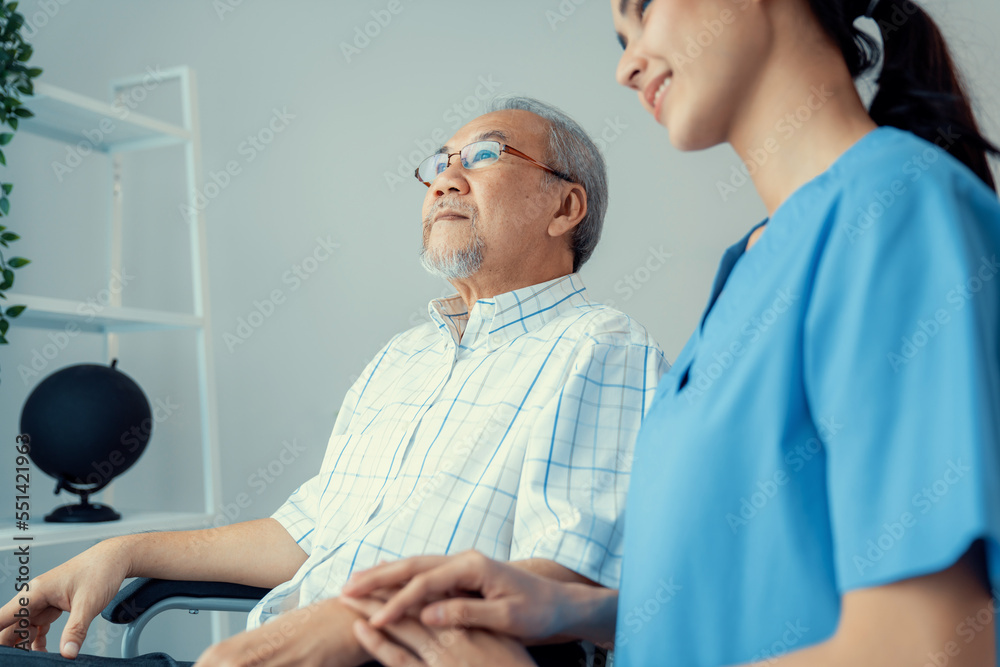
left=829, top=126, right=998, bottom=208
left=809, top=127, right=1000, bottom=246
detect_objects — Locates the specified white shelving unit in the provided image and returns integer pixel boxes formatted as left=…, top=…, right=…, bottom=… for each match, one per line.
left=1, top=512, right=211, bottom=550
left=0, top=68, right=221, bottom=551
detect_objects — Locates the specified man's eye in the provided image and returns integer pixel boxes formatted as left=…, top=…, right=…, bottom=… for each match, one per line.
left=639, top=0, right=653, bottom=18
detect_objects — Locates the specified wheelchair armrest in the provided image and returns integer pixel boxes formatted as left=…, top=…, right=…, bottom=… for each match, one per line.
left=101, top=578, right=271, bottom=624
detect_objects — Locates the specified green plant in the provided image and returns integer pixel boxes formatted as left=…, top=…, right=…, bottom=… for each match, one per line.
left=0, top=0, right=41, bottom=382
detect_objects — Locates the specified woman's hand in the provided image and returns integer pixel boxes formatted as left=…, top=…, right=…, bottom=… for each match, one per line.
left=344, top=595, right=538, bottom=667
left=341, top=550, right=612, bottom=643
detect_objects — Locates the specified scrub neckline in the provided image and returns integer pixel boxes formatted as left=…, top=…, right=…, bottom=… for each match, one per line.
left=703, top=126, right=891, bottom=325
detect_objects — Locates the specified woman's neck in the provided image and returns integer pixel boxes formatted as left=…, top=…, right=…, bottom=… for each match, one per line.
left=727, top=19, right=878, bottom=218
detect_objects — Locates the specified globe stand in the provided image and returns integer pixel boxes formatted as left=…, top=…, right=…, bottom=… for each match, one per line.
left=44, top=481, right=122, bottom=523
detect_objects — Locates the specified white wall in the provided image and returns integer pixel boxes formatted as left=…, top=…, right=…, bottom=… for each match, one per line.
left=1, top=0, right=998, bottom=659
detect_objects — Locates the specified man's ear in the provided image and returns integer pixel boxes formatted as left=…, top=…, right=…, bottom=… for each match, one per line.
left=547, top=183, right=587, bottom=239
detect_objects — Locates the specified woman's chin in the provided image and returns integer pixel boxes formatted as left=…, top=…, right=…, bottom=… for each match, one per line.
left=666, top=130, right=702, bottom=153
left=666, top=121, right=725, bottom=153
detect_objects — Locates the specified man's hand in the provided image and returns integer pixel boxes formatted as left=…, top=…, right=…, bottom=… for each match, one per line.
left=341, top=550, right=590, bottom=641
left=343, top=595, right=537, bottom=667
left=0, top=538, right=133, bottom=658
left=193, top=597, right=372, bottom=667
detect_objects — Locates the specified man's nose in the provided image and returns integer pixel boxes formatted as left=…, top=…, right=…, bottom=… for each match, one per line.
left=431, top=159, right=470, bottom=196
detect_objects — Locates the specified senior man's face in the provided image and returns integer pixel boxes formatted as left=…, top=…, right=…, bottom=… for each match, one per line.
left=420, top=110, right=556, bottom=280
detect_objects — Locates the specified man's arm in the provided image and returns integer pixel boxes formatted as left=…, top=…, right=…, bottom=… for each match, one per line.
left=125, top=517, right=307, bottom=586
left=0, top=518, right=306, bottom=658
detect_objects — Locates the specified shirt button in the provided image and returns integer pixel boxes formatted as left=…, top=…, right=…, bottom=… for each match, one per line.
left=490, top=334, right=503, bottom=346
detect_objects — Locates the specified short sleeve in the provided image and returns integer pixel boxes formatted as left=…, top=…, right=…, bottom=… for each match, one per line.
left=510, top=321, right=668, bottom=587
left=270, top=335, right=400, bottom=553
left=271, top=475, right=323, bottom=553
left=804, top=157, right=1000, bottom=593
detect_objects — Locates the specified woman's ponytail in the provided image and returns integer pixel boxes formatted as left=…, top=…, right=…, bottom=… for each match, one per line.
left=811, top=0, right=999, bottom=191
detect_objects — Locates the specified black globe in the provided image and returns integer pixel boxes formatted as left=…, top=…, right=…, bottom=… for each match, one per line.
left=20, top=360, right=152, bottom=522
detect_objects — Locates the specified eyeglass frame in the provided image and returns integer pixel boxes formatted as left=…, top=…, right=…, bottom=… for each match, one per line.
left=414, top=140, right=572, bottom=187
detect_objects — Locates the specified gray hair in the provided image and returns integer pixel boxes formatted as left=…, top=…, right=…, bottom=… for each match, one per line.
left=484, top=96, right=608, bottom=272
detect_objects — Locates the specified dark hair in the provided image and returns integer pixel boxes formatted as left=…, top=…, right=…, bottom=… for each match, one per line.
left=809, top=0, right=998, bottom=190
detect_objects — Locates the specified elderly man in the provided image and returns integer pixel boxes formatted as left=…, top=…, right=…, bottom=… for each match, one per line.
left=0, top=97, right=667, bottom=667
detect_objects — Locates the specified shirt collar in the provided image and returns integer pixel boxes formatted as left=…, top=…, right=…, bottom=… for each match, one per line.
left=428, top=273, right=591, bottom=350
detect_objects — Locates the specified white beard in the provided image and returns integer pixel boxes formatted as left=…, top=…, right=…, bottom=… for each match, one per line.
left=420, top=211, right=485, bottom=280
left=420, top=241, right=485, bottom=280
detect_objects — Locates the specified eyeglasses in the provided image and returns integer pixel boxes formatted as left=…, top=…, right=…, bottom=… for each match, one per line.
left=414, top=140, right=570, bottom=187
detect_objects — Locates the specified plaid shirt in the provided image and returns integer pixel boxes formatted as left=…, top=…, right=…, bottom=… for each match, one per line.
left=249, top=273, right=668, bottom=627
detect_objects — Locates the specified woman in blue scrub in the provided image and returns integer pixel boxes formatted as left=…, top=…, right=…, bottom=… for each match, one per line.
left=340, top=0, right=1000, bottom=664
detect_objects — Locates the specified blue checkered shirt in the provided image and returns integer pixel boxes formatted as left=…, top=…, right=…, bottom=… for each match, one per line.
left=248, top=273, right=668, bottom=627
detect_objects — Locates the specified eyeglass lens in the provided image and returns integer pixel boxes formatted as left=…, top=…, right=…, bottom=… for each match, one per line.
left=418, top=141, right=502, bottom=183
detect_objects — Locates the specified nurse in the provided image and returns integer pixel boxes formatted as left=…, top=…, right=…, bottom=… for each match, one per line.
left=341, top=0, right=1000, bottom=665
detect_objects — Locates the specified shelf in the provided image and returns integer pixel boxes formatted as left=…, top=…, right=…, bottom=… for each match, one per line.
left=20, top=81, right=191, bottom=153
left=0, top=511, right=212, bottom=552
left=4, top=293, right=202, bottom=333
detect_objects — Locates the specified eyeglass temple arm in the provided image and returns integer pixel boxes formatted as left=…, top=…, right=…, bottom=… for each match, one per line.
left=503, top=146, right=571, bottom=181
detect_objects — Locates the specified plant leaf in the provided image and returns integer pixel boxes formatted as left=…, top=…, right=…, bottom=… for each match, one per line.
left=8, top=256, right=28, bottom=267
left=0, top=133, right=11, bottom=145
left=0, top=319, right=7, bottom=336
left=0, top=268, right=12, bottom=289
left=2, top=183, right=11, bottom=194
left=8, top=117, right=17, bottom=131
left=0, top=198, right=8, bottom=215
left=1, top=232, right=17, bottom=241
left=5, top=304, right=25, bottom=317
left=12, top=107, right=32, bottom=118
left=0, top=150, right=5, bottom=166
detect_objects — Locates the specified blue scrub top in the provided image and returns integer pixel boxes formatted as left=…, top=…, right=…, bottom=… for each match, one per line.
left=617, top=127, right=1000, bottom=666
